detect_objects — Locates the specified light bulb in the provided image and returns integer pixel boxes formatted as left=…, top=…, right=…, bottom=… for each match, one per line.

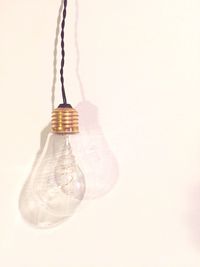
left=19, top=105, right=85, bottom=228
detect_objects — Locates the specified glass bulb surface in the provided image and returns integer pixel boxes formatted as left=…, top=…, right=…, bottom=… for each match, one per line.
left=19, top=133, right=85, bottom=228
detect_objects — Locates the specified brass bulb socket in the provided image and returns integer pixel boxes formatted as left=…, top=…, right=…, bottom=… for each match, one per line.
left=51, top=107, right=79, bottom=134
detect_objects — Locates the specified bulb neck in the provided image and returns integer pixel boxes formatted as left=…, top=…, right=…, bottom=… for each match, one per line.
left=51, top=104, right=79, bottom=134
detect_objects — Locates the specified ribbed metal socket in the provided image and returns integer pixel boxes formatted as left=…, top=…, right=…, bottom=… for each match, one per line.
left=51, top=107, right=79, bottom=134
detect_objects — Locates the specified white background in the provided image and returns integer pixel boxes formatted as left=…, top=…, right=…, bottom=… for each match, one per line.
left=0, top=0, right=200, bottom=266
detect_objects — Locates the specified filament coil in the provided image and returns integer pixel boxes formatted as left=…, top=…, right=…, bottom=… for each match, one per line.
left=51, top=107, right=79, bottom=134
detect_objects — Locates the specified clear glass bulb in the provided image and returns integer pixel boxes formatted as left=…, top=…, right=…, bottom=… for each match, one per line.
left=19, top=133, right=85, bottom=228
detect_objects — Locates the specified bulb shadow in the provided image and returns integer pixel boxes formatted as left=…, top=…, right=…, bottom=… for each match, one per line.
left=73, top=0, right=119, bottom=199
left=73, top=101, right=119, bottom=200
left=75, top=0, right=85, bottom=102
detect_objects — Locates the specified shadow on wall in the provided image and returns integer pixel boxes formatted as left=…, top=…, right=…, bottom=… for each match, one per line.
left=74, top=101, right=119, bottom=200
left=19, top=0, right=119, bottom=228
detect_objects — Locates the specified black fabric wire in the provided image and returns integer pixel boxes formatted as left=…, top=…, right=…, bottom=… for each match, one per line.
left=60, top=0, right=68, bottom=105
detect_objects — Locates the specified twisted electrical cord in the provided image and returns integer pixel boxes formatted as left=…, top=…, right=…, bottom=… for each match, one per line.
left=60, top=0, right=68, bottom=105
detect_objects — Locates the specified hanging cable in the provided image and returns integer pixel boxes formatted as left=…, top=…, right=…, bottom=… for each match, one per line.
left=60, top=0, right=68, bottom=105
